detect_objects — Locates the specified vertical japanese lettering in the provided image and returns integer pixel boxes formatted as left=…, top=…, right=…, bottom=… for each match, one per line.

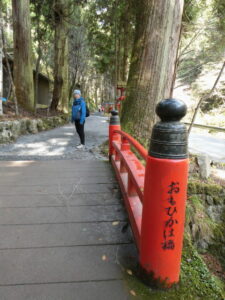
left=162, top=182, right=180, bottom=250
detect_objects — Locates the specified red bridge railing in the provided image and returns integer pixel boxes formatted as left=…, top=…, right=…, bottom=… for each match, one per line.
left=109, top=99, right=189, bottom=288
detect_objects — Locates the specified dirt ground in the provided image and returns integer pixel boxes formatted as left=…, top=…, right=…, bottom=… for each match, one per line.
left=1, top=100, right=62, bottom=121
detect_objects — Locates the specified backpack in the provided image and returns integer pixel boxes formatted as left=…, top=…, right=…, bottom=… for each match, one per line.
left=85, top=103, right=90, bottom=117
left=72, top=100, right=90, bottom=121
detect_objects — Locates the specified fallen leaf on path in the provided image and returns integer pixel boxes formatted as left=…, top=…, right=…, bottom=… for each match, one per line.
left=112, top=221, right=119, bottom=226
left=127, top=269, right=133, bottom=275
left=130, top=290, right=136, bottom=296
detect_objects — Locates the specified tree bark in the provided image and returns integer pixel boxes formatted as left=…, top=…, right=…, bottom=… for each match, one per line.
left=1, top=25, right=19, bottom=115
left=121, top=1, right=132, bottom=83
left=69, top=66, right=78, bottom=101
left=12, top=0, right=34, bottom=111
left=0, top=17, right=3, bottom=108
left=34, top=49, right=41, bottom=113
left=121, top=0, right=184, bottom=145
left=51, top=0, right=69, bottom=113
left=61, top=37, right=69, bottom=113
left=34, top=9, right=41, bottom=113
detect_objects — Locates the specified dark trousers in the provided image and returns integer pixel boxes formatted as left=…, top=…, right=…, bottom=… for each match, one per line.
left=75, top=121, right=85, bottom=145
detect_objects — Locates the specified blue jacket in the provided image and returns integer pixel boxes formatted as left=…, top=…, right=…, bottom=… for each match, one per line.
left=72, top=97, right=86, bottom=124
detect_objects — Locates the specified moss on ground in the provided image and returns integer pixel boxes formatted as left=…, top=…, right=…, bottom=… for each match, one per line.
left=99, top=140, right=109, bottom=157
left=208, top=207, right=225, bottom=272
left=188, top=180, right=225, bottom=207
left=125, top=239, right=225, bottom=300
left=188, top=180, right=223, bottom=197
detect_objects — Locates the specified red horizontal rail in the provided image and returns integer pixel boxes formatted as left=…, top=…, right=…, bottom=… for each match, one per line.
left=111, top=156, right=142, bottom=248
left=114, top=130, right=148, bottom=161
left=112, top=140, right=145, bottom=202
left=110, top=130, right=147, bottom=249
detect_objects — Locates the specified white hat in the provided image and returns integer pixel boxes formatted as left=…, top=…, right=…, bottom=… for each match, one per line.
left=73, top=89, right=81, bottom=95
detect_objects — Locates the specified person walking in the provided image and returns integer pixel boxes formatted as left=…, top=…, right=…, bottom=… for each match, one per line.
left=72, top=90, right=86, bottom=149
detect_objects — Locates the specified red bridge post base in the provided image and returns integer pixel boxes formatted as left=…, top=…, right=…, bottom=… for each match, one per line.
left=140, top=99, right=188, bottom=288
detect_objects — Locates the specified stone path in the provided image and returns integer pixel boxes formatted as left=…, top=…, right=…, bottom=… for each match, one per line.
left=0, top=114, right=108, bottom=161
left=1, top=113, right=224, bottom=164
left=189, top=131, right=225, bottom=163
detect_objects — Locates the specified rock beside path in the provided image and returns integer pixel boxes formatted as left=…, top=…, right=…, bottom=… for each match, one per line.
left=0, top=115, right=68, bottom=144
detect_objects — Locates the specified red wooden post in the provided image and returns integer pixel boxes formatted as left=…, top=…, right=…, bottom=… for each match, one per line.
left=121, top=136, right=130, bottom=151
left=140, top=99, right=188, bottom=288
left=120, top=137, right=130, bottom=173
left=128, top=176, right=137, bottom=197
left=109, top=110, right=121, bottom=159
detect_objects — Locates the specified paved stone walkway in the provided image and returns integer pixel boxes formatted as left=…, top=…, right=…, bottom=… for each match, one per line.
left=0, top=114, right=108, bottom=161
left=189, top=131, right=225, bottom=163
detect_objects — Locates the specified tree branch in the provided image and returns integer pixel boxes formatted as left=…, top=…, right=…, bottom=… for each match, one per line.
left=188, top=61, right=225, bottom=136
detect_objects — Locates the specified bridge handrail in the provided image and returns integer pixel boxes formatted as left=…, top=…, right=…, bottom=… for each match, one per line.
left=185, top=122, right=225, bottom=132
left=108, top=100, right=188, bottom=288
left=113, top=129, right=148, bottom=160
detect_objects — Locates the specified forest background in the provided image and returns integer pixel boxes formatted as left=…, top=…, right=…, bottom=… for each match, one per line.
left=1, top=0, right=225, bottom=144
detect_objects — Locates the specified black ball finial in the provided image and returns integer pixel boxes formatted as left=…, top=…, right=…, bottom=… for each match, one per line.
left=110, top=110, right=120, bottom=125
left=150, top=98, right=188, bottom=159
left=111, top=110, right=119, bottom=116
left=156, top=98, right=187, bottom=122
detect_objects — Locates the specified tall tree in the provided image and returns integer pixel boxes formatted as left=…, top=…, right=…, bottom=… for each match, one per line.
left=50, top=0, right=69, bottom=112
left=12, top=0, right=34, bottom=111
left=0, top=17, right=3, bottom=112
left=86, top=0, right=131, bottom=99
left=121, top=0, right=184, bottom=145
left=30, top=0, right=49, bottom=112
left=121, top=1, right=133, bottom=83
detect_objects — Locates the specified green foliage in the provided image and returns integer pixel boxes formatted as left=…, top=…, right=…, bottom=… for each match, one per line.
left=86, top=0, right=117, bottom=76
left=186, top=178, right=225, bottom=289
left=186, top=195, right=216, bottom=244
left=86, top=0, right=134, bottom=80
left=213, top=0, right=225, bottom=30
left=183, top=0, right=207, bottom=25
left=201, top=93, right=225, bottom=113
left=209, top=223, right=225, bottom=270
left=178, top=0, right=225, bottom=85
left=30, top=0, right=55, bottom=77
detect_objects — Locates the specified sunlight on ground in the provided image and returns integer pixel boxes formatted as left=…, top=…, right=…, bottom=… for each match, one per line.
left=212, top=169, right=225, bottom=180
left=190, top=127, right=225, bottom=139
left=64, top=133, right=74, bottom=136
left=6, top=138, right=72, bottom=156
left=4, top=161, right=35, bottom=167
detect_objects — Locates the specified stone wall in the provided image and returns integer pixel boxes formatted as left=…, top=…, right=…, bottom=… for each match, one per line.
left=0, top=115, right=68, bottom=144
left=186, top=180, right=225, bottom=260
